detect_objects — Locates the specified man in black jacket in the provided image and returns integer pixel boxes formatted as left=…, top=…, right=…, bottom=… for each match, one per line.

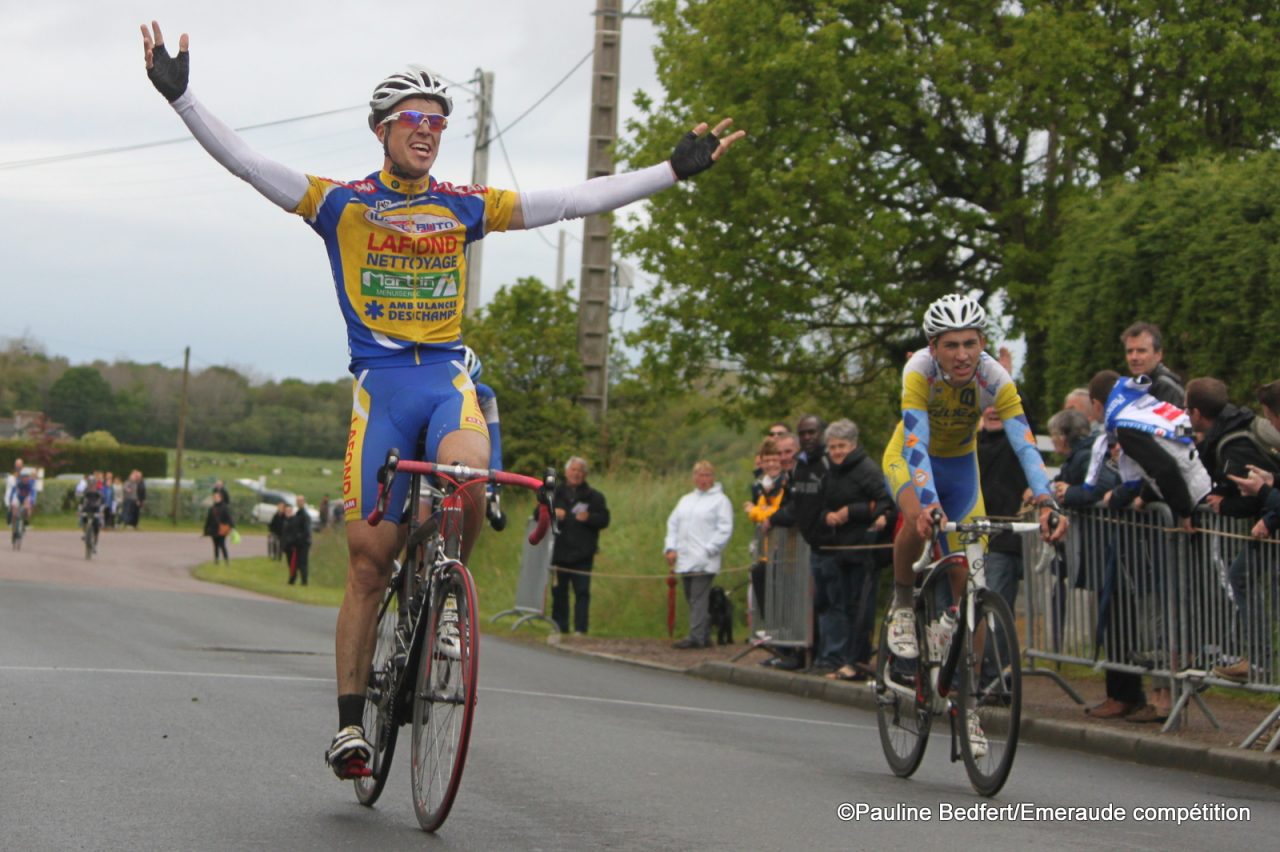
left=550, top=457, right=610, bottom=635
left=286, top=496, right=313, bottom=586
left=977, top=407, right=1032, bottom=611
left=769, top=414, right=830, bottom=669
left=268, top=501, right=287, bottom=561
left=1186, top=377, right=1280, bottom=681
left=1122, top=321, right=1183, bottom=406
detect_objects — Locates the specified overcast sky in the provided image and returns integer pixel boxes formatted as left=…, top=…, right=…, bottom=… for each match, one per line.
left=0, top=1, right=664, bottom=383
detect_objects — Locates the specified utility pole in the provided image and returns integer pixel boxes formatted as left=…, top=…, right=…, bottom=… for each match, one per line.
left=576, top=0, right=622, bottom=423
left=556, top=230, right=567, bottom=288
left=171, top=346, right=190, bottom=526
left=465, top=69, right=495, bottom=317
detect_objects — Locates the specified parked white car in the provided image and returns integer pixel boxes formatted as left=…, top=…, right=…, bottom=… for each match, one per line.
left=235, top=480, right=321, bottom=529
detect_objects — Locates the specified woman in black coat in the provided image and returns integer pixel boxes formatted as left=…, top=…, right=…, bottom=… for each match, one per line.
left=203, top=491, right=234, bottom=564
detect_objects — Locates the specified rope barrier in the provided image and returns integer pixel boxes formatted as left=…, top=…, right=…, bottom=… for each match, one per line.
left=547, top=564, right=754, bottom=580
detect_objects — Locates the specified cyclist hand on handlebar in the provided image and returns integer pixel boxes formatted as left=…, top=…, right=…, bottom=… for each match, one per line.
left=916, top=504, right=947, bottom=539
left=1035, top=496, right=1068, bottom=543
left=486, top=486, right=507, bottom=532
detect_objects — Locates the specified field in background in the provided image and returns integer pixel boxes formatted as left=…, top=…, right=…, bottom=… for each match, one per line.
left=193, top=465, right=760, bottom=640
left=169, top=449, right=344, bottom=506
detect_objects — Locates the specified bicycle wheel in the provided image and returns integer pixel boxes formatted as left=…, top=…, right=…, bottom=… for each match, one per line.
left=875, top=604, right=931, bottom=777
left=411, top=561, right=479, bottom=832
left=84, top=525, right=93, bottom=560
left=957, top=590, right=1022, bottom=797
left=354, top=580, right=402, bottom=806
left=12, top=516, right=22, bottom=551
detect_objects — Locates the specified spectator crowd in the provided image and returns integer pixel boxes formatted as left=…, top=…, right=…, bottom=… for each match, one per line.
left=705, top=319, right=1280, bottom=730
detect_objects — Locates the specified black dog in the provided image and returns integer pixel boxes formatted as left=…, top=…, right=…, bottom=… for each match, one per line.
left=708, top=586, right=734, bottom=646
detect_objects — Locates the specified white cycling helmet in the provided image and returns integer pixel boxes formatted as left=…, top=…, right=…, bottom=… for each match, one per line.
left=462, top=346, right=482, bottom=381
left=368, top=64, right=453, bottom=131
left=922, top=293, right=987, bottom=339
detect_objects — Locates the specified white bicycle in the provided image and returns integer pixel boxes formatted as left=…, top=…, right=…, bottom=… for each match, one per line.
left=875, top=512, right=1048, bottom=796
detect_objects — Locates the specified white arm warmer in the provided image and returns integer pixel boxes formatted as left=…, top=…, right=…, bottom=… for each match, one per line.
left=518, top=162, right=676, bottom=229
left=170, top=90, right=310, bottom=212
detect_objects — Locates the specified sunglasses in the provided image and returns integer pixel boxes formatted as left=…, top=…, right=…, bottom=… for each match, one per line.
left=380, top=110, right=449, bottom=133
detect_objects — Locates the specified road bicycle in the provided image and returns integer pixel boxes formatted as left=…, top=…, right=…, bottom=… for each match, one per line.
left=352, top=450, right=555, bottom=831
left=874, top=511, right=1049, bottom=796
left=10, top=504, right=27, bottom=551
left=81, top=511, right=102, bottom=560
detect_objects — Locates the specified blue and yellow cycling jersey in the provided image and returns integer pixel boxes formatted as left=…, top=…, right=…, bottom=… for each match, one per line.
left=883, top=350, right=1049, bottom=509
left=294, top=171, right=517, bottom=372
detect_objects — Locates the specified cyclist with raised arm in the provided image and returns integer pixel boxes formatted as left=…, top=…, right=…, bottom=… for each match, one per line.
left=139, top=21, right=744, bottom=780
left=882, top=294, right=1067, bottom=666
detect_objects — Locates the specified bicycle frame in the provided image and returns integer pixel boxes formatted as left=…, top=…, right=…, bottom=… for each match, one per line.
left=355, top=450, right=557, bottom=830
left=884, top=517, right=1041, bottom=710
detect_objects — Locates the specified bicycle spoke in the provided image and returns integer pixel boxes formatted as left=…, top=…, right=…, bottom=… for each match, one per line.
left=412, top=564, right=478, bottom=832
left=354, top=581, right=402, bottom=806
left=958, top=592, right=1021, bottom=796
left=876, top=604, right=931, bottom=777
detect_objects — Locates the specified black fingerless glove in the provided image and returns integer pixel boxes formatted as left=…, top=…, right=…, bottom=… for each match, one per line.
left=669, top=129, right=720, bottom=180
left=147, top=43, right=189, bottom=102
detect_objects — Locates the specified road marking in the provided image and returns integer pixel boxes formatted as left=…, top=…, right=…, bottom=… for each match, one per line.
left=0, top=665, right=878, bottom=731
left=0, top=664, right=330, bottom=683
left=483, top=685, right=881, bottom=731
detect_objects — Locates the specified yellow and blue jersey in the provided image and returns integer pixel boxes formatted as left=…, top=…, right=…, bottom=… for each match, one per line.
left=294, top=170, right=517, bottom=371
left=884, top=350, right=1049, bottom=512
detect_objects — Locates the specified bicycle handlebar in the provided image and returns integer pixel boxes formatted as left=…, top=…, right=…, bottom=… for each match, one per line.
left=913, top=510, right=1055, bottom=572
left=367, top=455, right=558, bottom=546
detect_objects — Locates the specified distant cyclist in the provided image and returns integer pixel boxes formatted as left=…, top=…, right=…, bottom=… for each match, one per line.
left=7, top=468, right=37, bottom=525
left=79, top=483, right=105, bottom=553
left=140, top=21, right=744, bottom=779
left=882, top=294, right=1067, bottom=664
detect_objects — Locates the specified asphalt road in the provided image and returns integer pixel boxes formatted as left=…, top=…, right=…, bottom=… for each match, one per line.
left=1, top=532, right=1277, bottom=850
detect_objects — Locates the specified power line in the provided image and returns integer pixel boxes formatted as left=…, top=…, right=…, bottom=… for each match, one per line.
left=0, top=104, right=368, bottom=172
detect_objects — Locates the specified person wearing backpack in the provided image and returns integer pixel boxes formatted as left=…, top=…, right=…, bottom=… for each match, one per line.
left=1186, top=377, right=1280, bottom=682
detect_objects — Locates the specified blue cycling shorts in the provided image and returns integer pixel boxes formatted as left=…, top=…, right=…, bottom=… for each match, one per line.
left=884, top=450, right=986, bottom=556
left=342, top=361, right=488, bottom=523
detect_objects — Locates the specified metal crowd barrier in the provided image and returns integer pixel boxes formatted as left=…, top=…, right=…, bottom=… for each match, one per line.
left=739, top=526, right=813, bottom=661
left=1021, top=503, right=1280, bottom=750
left=490, top=518, right=559, bottom=633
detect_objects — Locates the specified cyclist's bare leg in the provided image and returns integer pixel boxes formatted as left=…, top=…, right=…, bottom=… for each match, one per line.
left=336, top=519, right=405, bottom=696
left=435, top=429, right=490, bottom=562
left=892, top=488, right=923, bottom=607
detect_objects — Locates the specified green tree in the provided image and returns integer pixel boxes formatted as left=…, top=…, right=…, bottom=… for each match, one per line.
left=1046, top=152, right=1280, bottom=407
left=79, top=430, right=120, bottom=448
left=618, top=1, right=1280, bottom=421
left=48, top=366, right=115, bottom=437
left=465, top=278, right=592, bottom=472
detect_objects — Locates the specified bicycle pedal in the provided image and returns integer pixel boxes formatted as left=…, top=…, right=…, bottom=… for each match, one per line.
left=340, top=759, right=373, bottom=779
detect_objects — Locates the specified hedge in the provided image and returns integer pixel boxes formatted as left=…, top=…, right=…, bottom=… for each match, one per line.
left=0, top=440, right=168, bottom=478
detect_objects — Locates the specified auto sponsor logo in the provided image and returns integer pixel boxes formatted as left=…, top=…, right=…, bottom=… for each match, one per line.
left=364, top=209, right=457, bottom=235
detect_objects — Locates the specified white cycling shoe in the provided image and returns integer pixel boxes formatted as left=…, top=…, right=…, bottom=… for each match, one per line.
left=325, top=725, right=372, bottom=779
left=966, top=714, right=988, bottom=759
left=887, top=608, right=918, bottom=660
left=437, top=594, right=461, bottom=661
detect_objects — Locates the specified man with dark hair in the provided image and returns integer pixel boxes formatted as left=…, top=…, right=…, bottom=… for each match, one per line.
left=1121, top=321, right=1183, bottom=405
left=1186, top=376, right=1280, bottom=682
left=1187, top=377, right=1278, bottom=518
left=770, top=414, right=830, bottom=670
left=1083, top=369, right=1210, bottom=721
